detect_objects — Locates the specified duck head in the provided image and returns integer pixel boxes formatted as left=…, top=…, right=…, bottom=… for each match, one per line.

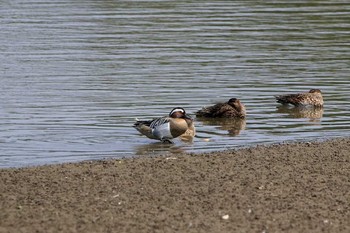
left=227, top=98, right=246, bottom=115
left=227, top=98, right=238, bottom=106
left=227, top=98, right=243, bottom=108
left=309, top=89, right=322, bottom=94
left=169, top=107, right=193, bottom=125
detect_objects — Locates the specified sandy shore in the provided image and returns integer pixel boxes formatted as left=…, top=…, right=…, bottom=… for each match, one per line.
left=1, top=138, right=349, bottom=233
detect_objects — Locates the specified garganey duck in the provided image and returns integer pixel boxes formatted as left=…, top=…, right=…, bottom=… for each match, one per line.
left=275, top=89, right=324, bottom=107
left=195, top=98, right=246, bottom=118
left=133, top=107, right=194, bottom=143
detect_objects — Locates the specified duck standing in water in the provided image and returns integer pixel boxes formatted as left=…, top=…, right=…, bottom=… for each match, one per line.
left=275, top=89, right=324, bottom=107
left=133, top=107, right=194, bottom=143
left=195, top=98, right=246, bottom=118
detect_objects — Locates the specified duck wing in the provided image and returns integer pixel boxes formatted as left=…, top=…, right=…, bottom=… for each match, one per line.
left=133, top=117, right=171, bottom=140
left=149, top=117, right=170, bottom=129
left=134, top=116, right=169, bottom=127
left=275, top=93, right=307, bottom=106
left=212, top=104, right=240, bottom=117
left=196, top=103, right=227, bottom=117
left=150, top=117, right=174, bottom=140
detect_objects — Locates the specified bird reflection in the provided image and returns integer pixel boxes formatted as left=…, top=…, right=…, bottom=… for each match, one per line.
left=196, top=117, right=246, bottom=136
left=134, top=141, right=186, bottom=156
left=179, top=127, right=196, bottom=143
left=276, top=105, right=323, bottom=121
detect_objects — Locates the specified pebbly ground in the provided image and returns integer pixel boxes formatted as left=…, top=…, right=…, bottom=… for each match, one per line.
left=1, top=138, right=349, bottom=233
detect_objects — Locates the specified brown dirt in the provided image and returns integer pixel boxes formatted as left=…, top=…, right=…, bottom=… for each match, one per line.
left=1, top=138, right=349, bottom=233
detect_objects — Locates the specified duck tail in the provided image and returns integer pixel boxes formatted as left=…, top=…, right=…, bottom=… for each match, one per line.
left=275, top=95, right=285, bottom=103
left=133, top=119, right=152, bottom=127
left=195, top=108, right=210, bottom=117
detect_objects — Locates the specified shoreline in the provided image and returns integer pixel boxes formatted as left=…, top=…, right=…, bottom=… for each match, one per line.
left=1, top=138, right=349, bottom=232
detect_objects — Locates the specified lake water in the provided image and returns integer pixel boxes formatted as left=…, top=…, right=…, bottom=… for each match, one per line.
left=1, top=0, right=350, bottom=168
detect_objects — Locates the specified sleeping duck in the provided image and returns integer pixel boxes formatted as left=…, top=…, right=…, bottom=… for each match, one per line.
left=275, top=89, right=323, bottom=107
left=195, top=98, right=246, bottom=118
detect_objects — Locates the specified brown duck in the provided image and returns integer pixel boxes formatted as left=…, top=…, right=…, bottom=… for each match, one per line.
left=195, top=98, right=246, bottom=118
left=275, top=89, right=324, bottom=107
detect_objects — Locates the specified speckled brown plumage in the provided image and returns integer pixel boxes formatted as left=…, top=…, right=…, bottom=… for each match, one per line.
left=275, top=89, right=324, bottom=107
left=196, top=98, right=246, bottom=118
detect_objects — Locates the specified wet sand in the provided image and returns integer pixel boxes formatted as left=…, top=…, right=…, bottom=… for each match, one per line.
left=1, top=138, right=349, bottom=233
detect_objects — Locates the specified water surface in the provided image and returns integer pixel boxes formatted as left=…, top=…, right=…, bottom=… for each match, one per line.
left=1, top=0, right=350, bottom=167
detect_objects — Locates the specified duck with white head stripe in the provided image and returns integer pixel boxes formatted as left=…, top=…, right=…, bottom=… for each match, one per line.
left=133, top=107, right=195, bottom=143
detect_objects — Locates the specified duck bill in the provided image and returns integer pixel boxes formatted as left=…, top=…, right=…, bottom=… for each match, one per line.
left=184, top=114, right=193, bottom=120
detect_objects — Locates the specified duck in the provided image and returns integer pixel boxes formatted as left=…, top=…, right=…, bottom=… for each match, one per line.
left=275, top=89, right=324, bottom=107
left=133, top=107, right=194, bottom=143
left=195, top=98, right=246, bottom=118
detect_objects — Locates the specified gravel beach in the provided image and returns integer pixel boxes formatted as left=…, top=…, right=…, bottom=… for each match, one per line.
left=1, top=138, right=349, bottom=233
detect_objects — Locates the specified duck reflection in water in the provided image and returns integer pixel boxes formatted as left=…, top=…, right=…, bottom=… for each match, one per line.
left=134, top=141, right=186, bottom=156
left=179, top=124, right=196, bottom=142
left=276, top=105, right=324, bottom=122
left=196, top=117, right=246, bottom=136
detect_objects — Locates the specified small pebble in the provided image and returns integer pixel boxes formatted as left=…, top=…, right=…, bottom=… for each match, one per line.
left=222, top=214, right=229, bottom=220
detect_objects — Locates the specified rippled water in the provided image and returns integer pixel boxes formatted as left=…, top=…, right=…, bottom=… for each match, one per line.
left=1, top=0, right=350, bottom=168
